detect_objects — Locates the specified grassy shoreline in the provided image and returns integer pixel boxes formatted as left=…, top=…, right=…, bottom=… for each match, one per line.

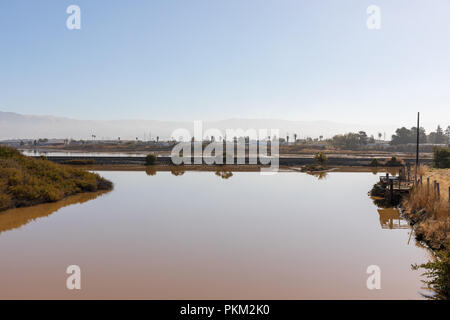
left=402, top=168, right=450, bottom=250
left=401, top=167, right=450, bottom=299
left=0, top=146, right=113, bottom=212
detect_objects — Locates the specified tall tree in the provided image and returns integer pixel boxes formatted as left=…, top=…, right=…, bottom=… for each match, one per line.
left=358, top=131, right=368, bottom=145
left=445, top=126, right=450, bottom=143
left=428, top=125, right=446, bottom=144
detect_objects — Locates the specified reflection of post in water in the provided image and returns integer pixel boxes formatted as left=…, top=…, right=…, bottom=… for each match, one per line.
left=215, top=171, right=233, bottom=179
left=0, top=191, right=108, bottom=235
left=377, top=208, right=409, bottom=229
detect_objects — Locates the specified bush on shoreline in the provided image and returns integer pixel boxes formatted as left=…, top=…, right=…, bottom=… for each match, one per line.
left=0, top=146, right=112, bottom=212
left=413, top=247, right=450, bottom=300
left=433, top=147, right=450, bottom=169
left=314, top=152, right=327, bottom=165
left=385, top=156, right=404, bottom=167
left=145, top=154, right=157, bottom=165
left=369, top=159, right=379, bottom=167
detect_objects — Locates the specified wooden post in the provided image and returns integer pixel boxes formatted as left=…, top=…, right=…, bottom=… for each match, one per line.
left=436, top=183, right=440, bottom=199
left=427, top=177, right=430, bottom=193
left=415, top=112, right=420, bottom=182
left=390, top=179, right=394, bottom=203
left=448, top=186, right=450, bottom=203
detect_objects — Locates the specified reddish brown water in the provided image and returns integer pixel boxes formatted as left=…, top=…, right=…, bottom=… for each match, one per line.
left=0, top=171, right=431, bottom=299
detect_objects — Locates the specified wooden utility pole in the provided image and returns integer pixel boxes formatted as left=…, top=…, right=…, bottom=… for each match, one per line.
left=415, top=112, right=420, bottom=182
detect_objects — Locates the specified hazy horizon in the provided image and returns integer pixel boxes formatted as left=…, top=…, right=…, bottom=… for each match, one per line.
left=0, top=109, right=446, bottom=141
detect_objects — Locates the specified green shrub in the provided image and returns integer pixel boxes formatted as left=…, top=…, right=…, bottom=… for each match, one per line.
left=145, top=154, right=157, bottom=165
left=0, top=146, right=112, bottom=211
left=385, top=156, right=404, bottom=167
left=369, top=159, right=379, bottom=167
left=314, top=152, right=327, bottom=165
left=432, top=147, right=450, bottom=168
left=413, top=248, right=450, bottom=300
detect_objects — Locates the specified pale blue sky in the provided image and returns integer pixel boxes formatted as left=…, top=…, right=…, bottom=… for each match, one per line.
left=0, top=0, right=449, bottom=127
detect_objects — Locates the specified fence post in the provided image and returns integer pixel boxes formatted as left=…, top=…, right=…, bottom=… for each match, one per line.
left=390, top=179, right=394, bottom=203
left=436, top=183, right=440, bottom=200
left=427, top=177, right=430, bottom=193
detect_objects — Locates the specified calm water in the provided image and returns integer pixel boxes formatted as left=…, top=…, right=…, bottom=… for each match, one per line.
left=0, top=171, right=431, bottom=299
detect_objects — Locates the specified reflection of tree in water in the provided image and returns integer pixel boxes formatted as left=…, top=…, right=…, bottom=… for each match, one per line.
left=306, top=171, right=328, bottom=180
left=215, top=171, right=233, bottom=179
left=170, top=168, right=185, bottom=176
left=145, top=167, right=157, bottom=176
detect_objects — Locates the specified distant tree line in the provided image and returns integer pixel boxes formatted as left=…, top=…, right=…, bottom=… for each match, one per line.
left=390, top=125, right=450, bottom=145
left=326, top=125, right=449, bottom=151
left=328, top=131, right=375, bottom=149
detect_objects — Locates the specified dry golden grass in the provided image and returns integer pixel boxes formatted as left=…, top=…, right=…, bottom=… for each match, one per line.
left=404, top=166, right=450, bottom=249
left=424, top=169, right=450, bottom=203
left=415, top=218, right=450, bottom=250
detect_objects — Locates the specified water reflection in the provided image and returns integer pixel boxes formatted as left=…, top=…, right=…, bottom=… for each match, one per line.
left=0, top=191, right=108, bottom=234
left=170, top=168, right=185, bottom=176
left=215, top=171, right=233, bottom=179
left=145, top=167, right=157, bottom=176
left=306, top=171, right=328, bottom=180
left=377, top=208, right=409, bottom=229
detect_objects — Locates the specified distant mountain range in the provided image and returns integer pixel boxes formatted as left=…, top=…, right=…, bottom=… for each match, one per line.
left=0, top=111, right=398, bottom=141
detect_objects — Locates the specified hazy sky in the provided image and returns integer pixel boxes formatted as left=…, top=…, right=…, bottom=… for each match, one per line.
left=0, top=0, right=449, bottom=128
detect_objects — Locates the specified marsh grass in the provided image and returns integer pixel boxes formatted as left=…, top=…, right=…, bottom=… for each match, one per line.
left=404, top=166, right=450, bottom=299
left=0, top=146, right=112, bottom=212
